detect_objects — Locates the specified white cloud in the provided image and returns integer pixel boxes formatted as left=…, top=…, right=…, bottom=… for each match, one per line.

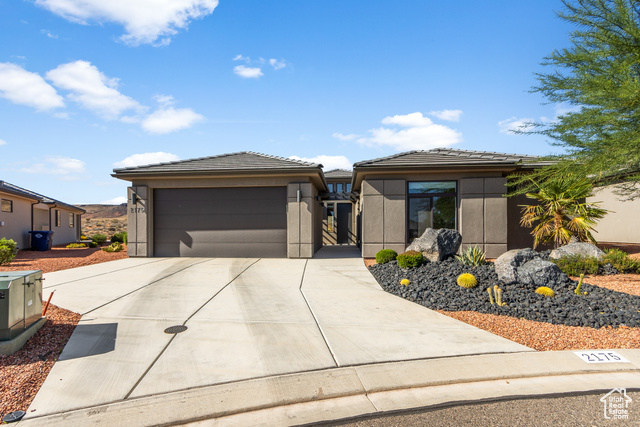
left=41, top=29, right=59, bottom=38
left=21, top=156, right=86, bottom=180
left=34, top=0, right=219, bottom=46
left=114, top=152, right=180, bottom=168
left=269, top=58, right=286, bottom=70
left=358, top=112, right=462, bottom=151
left=429, top=109, right=463, bottom=122
left=101, top=196, right=127, bottom=204
left=141, top=107, right=204, bottom=134
left=233, top=65, right=263, bottom=79
left=0, top=139, right=6, bottom=146
left=289, top=155, right=352, bottom=171
left=233, top=54, right=251, bottom=63
left=46, top=60, right=141, bottom=119
left=0, top=63, right=64, bottom=111
left=498, top=117, right=535, bottom=134
left=332, top=133, right=360, bottom=141
left=153, top=94, right=174, bottom=107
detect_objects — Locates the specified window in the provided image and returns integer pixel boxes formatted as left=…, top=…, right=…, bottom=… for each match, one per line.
left=407, top=181, right=457, bottom=242
left=55, top=210, right=61, bottom=227
left=346, top=183, right=351, bottom=192
left=336, top=183, right=343, bottom=192
left=69, top=213, right=75, bottom=228
left=1, top=199, right=12, bottom=213
left=328, top=183, right=334, bottom=192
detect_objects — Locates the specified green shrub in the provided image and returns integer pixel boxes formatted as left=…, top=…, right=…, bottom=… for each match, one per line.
left=66, top=243, right=86, bottom=249
left=102, top=242, right=124, bottom=253
left=91, top=234, right=108, bottom=245
left=551, top=254, right=599, bottom=276
left=456, top=246, right=487, bottom=266
left=375, top=249, right=397, bottom=264
left=111, top=232, right=128, bottom=244
left=601, top=248, right=640, bottom=273
left=88, top=241, right=98, bottom=248
left=396, top=250, right=426, bottom=268
left=0, top=238, right=18, bottom=265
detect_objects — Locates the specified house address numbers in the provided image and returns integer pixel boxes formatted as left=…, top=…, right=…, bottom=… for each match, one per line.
left=130, top=207, right=145, bottom=214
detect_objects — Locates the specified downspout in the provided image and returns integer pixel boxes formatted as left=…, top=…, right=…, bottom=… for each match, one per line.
left=48, top=203, right=57, bottom=231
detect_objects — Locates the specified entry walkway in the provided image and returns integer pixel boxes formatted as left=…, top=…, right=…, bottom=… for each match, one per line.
left=25, top=248, right=534, bottom=421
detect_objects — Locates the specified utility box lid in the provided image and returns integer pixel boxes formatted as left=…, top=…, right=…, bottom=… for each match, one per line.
left=0, top=271, right=41, bottom=288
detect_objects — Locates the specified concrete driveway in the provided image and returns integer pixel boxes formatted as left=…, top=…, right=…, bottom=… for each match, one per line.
left=26, top=247, right=531, bottom=418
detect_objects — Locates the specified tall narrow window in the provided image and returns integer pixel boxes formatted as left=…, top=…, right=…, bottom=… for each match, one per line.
left=56, top=210, right=61, bottom=227
left=69, top=213, right=75, bottom=227
left=407, top=181, right=457, bottom=242
left=1, top=199, right=12, bottom=213
left=336, top=183, right=343, bottom=192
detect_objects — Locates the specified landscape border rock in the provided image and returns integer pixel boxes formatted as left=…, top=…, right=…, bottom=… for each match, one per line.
left=494, top=248, right=539, bottom=285
left=549, top=242, right=606, bottom=260
left=405, top=228, right=462, bottom=262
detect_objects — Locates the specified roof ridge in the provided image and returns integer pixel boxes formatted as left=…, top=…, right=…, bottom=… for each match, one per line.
left=246, top=151, right=320, bottom=167
left=354, top=150, right=422, bottom=166
left=433, top=147, right=538, bottom=158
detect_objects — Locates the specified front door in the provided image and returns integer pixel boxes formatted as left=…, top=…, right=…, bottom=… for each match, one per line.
left=336, top=203, right=353, bottom=244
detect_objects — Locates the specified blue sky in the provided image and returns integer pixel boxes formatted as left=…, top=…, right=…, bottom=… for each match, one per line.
left=1, top=0, right=573, bottom=204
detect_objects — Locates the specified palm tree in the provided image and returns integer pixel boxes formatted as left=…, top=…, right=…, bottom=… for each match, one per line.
left=519, top=178, right=609, bottom=249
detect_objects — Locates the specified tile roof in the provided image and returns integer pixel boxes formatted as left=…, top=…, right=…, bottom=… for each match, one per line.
left=0, top=181, right=85, bottom=212
left=354, top=148, right=539, bottom=168
left=324, top=169, right=353, bottom=179
left=113, top=151, right=322, bottom=174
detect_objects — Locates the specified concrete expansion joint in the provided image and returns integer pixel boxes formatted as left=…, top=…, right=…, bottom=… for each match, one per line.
left=123, top=258, right=262, bottom=400
left=298, top=260, right=340, bottom=368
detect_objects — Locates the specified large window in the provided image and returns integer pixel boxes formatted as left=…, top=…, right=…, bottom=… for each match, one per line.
left=407, top=181, right=457, bottom=242
left=1, top=199, right=12, bottom=213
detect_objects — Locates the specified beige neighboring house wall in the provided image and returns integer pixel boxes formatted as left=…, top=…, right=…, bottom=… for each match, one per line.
left=588, top=184, right=640, bottom=244
left=0, top=181, right=84, bottom=249
left=0, top=193, right=38, bottom=249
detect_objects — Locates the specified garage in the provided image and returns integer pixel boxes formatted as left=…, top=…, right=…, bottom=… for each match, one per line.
left=154, top=187, right=287, bottom=258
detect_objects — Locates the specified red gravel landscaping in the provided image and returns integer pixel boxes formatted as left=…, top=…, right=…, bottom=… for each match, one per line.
left=0, top=245, right=128, bottom=274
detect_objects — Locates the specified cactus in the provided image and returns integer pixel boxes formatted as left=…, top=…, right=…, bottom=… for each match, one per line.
left=574, top=274, right=586, bottom=295
left=535, top=286, right=556, bottom=297
left=400, top=278, right=410, bottom=286
left=487, top=287, right=494, bottom=305
left=495, top=287, right=507, bottom=306
left=456, top=273, right=478, bottom=288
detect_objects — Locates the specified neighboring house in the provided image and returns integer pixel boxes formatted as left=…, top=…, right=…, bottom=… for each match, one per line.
left=112, top=152, right=327, bottom=258
left=322, top=169, right=356, bottom=245
left=587, top=183, right=640, bottom=245
left=0, top=181, right=85, bottom=249
left=112, top=149, right=547, bottom=259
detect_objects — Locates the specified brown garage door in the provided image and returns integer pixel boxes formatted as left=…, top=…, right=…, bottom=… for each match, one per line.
left=154, top=187, right=287, bottom=257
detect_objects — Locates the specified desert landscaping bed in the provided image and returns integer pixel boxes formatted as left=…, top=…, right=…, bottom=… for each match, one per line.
left=0, top=245, right=128, bottom=274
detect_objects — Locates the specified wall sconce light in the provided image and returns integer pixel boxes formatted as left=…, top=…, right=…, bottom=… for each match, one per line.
left=131, top=193, right=138, bottom=205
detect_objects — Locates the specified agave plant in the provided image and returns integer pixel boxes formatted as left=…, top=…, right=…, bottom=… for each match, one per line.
left=456, top=245, right=487, bottom=266
left=519, top=178, right=609, bottom=249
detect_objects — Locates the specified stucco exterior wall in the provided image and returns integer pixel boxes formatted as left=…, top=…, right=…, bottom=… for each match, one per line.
left=588, top=184, right=640, bottom=244
left=126, top=176, right=323, bottom=258
left=50, top=208, right=82, bottom=245
left=0, top=195, right=34, bottom=249
left=358, top=171, right=512, bottom=258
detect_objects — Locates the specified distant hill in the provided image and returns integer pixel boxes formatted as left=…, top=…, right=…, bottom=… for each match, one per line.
left=78, top=204, right=127, bottom=219
left=77, top=204, right=127, bottom=237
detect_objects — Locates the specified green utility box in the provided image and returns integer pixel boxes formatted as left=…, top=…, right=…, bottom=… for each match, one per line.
left=0, top=271, right=43, bottom=341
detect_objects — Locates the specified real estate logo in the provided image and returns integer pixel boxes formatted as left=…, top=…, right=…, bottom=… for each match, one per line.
left=600, top=388, right=632, bottom=420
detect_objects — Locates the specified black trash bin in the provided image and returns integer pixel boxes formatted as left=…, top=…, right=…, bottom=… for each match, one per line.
left=29, top=231, right=54, bottom=251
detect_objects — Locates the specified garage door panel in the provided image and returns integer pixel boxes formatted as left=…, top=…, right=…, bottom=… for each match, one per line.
left=154, top=242, right=287, bottom=258
left=154, top=198, right=286, bottom=215
left=154, top=213, right=286, bottom=230
left=153, top=187, right=287, bottom=258
left=154, top=229, right=286, bottom=245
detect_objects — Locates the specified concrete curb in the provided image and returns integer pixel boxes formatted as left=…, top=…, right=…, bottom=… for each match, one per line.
left=17, top=349, right=640, bottom=426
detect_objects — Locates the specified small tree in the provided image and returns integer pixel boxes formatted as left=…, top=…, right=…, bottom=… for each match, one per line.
left=519, top=178, right=608, bottom=248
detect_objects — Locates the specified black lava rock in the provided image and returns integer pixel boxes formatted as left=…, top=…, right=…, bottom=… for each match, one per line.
left=369, top=259, right=640, bottom=329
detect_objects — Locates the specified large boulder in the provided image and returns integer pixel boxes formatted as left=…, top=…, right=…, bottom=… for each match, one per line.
left=517, top=258, right=570, bottom=288
left=494, top=248, right=539, bottom=284
left=549, top=242, right=605, bottom=260
left=406, top=228, right=462, bottom=262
